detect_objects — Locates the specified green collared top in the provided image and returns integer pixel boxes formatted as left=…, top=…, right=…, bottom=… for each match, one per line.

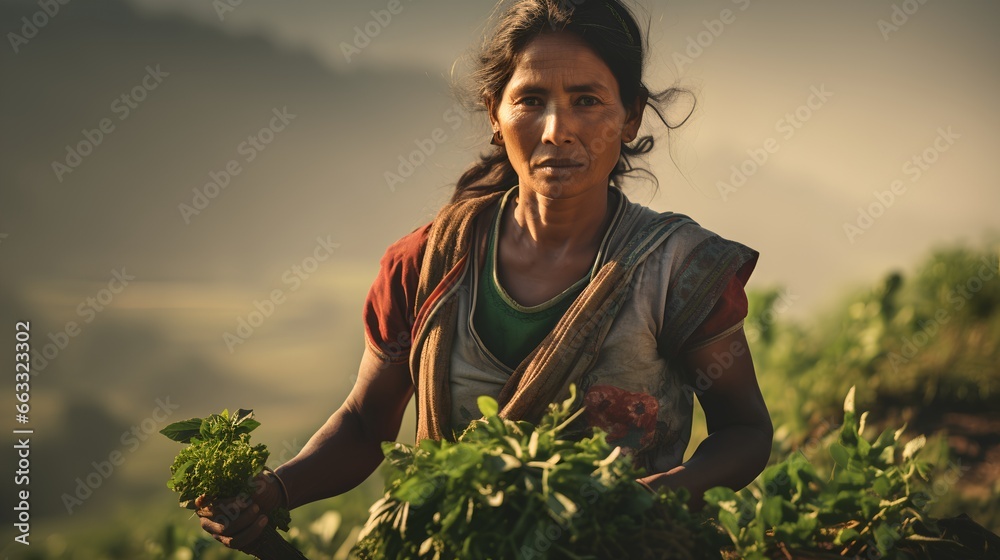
left=472, top=186, right=618, bottom=370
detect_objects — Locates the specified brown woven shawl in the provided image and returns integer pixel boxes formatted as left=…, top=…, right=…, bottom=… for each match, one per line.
left=410, top=190, right=691, bottom=441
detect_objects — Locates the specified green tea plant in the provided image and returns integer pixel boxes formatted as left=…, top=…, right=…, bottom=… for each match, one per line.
left=352, top=386, right=724, bottom=560
left=162, top=408, right=306, bottom=560
left=704, top=386, right=947, bottom=559
left=753, top=245, right=1000, bottom=451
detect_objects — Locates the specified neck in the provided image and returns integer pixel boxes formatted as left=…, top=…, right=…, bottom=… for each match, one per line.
left=508, top=185, right=612, bottom=258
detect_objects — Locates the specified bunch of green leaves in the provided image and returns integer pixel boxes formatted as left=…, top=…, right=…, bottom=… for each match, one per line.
left=352, top=386, right=724, bottom=560
left=161, top=408, right=291, bottom=531
left=704, top=386, right=937, bottom=559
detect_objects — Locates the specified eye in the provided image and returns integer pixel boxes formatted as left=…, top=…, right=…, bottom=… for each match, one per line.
left=577, top=96, right=601, bottom=107
left=518, top=96, right=543, bottom=107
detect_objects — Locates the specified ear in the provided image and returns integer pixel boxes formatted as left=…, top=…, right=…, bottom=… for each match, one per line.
left=622, top=87, right=648, bottom=143
left=485, top=98, right=500, bottom=133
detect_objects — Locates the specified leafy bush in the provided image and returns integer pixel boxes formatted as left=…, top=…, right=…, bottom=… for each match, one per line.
left=705, top=387, right=937, bottom=559
left=140, top=244, right=997, bottom=560
left=354, top=385, right=997, bottom=559
left=751, top=244, right=1000, bottom=452
left=352, top=387, right=724, bottom=560
left=161, top=409, right=303, bottom=559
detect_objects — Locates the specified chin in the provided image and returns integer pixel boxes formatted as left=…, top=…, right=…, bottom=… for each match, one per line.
left=528, top=172, right=594, bottom=196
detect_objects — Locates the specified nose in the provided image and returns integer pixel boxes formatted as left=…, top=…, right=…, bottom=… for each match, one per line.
left=540, top=104, right=575, bottom=146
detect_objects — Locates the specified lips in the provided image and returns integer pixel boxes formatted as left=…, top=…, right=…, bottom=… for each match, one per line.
left=535, top=158, right=584, bottom=169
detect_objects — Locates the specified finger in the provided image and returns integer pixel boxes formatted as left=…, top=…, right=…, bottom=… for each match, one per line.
left=194, top=494, right=225, bottom=518
left=218, top=514, right=270, bottom=551
left=196, top=504, right=212, bottom=519
left=200, top=503, right=260, bottom=536
left=195, top=498, right=214, bottom=519
left=195, top=493, right=254, bottom=520
left=200, top=514, right=228, bottom=537
left=636, top=479, right=656, bottom=495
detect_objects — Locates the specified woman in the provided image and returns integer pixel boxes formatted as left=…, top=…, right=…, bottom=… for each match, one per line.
left=197, top=0, right=772, bottom=551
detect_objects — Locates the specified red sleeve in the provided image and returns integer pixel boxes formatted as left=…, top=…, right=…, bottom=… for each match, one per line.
left=683, top=273, right=750, bottom=351
left=656, top=228, right=758, bottom=357
left=362, top=223, right=432, bottom=364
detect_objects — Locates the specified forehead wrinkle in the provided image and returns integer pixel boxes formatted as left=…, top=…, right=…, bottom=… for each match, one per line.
left=512, top=33, right=616, bottom=76
left=516, top=44, right=608, bottom=73
left=507, top=78, right=613, bottom=97
left=500, top=33, right=624, bottom=109
left=507, top=59, right=617, bottom=97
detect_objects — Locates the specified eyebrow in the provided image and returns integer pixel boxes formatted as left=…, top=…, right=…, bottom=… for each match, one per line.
left=508, top=82, right=612, bottom=96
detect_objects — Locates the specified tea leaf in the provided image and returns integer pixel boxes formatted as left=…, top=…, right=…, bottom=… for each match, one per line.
left=477, top=395, right=499, bottom=418
left=159, top=418, right=204, bottom=444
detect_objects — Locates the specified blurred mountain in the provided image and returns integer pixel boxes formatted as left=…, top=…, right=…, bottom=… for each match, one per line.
left=1, top=0, right=460, bottom=525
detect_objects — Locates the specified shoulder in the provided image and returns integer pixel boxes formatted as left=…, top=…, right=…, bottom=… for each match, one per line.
left=374, top=221, right=434, bottom=285
left=610, top=190, right=759, bottom=272
left=379, top=189, right=502, bottom=272
left=381, top=221, right=432, bottom=264
left=645, top=214, right=758, bottom=271
left=636, top=213, right=759, bottom=357
left=371, top=220, right=434, bottom=311
left=363, top=222, right=433, bottom=363
left=612, top=190, right=714, bottom=259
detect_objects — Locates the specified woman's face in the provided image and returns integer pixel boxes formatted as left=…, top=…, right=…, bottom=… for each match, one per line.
left=492, top=32, right=643, bottom=199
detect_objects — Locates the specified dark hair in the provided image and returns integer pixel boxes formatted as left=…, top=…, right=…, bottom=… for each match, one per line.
left=452, top=0, right=694, bottom=203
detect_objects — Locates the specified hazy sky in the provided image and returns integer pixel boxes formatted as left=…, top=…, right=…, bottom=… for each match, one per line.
left=0, top=0, right=998, bottom=550
left=9, top=0, right=996, bottom=307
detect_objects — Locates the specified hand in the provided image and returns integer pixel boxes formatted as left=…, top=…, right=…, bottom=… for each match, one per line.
left=194, top=470, right=285, bottom=551
left=639, top=466, right=707, bottom=511
left=636, top=478, right=657, bottom=495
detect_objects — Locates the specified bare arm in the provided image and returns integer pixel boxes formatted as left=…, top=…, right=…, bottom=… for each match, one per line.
left=639, top=327, right=772, bottom=509
left=197, top=347, right=413, bottom=549
left=275, top=347, right=414, bottom=508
